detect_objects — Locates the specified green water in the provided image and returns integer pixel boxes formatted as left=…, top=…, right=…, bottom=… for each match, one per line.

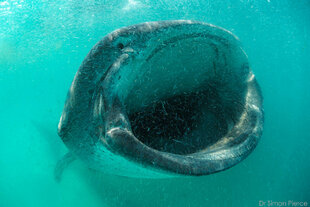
left=0, top=0, right=309, bottom=206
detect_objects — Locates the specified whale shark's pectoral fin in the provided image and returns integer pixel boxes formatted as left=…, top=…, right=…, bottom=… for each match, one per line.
left=54, top=152, right=76, bottom=182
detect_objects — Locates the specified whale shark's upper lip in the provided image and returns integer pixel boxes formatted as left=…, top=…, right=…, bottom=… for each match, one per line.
left=146, top=33, right=228, bottom=62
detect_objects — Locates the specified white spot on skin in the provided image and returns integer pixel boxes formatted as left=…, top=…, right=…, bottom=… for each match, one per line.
left=69, top=71, right=79, bottom=96
left=122, top=47, right=134, bottom=53
left=248, top=73, right=255, bottom=82
left=58, top=111, right=67, bottom=131
left=58, top=116, right=63, bottom=130
left=251, top=104, right=259, bottom=112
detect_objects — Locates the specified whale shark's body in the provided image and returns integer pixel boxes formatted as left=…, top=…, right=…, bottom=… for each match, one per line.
left=56, top=20, right=263, bottom=179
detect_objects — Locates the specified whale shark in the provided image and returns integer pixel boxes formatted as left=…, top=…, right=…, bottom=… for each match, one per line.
left=56, top=20, right=264, bottom=179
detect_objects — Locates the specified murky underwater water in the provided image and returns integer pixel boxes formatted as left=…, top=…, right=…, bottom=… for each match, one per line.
left=0, top=0, right=309, bottom=206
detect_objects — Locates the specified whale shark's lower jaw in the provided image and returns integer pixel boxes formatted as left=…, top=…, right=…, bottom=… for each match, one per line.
left=58, top=20, right=264, bottom=177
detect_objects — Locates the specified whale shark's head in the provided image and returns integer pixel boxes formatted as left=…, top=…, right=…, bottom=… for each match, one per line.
left=58, top=20, right=263, bottom=178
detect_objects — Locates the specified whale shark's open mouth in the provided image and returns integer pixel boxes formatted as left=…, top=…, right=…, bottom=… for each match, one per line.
left=123, top=35, right=246, bottom=155
left=58, top=20, right=263, bottom=177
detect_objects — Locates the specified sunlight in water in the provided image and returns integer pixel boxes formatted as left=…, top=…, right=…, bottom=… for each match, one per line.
left=122, top=0, right=145, bottom=11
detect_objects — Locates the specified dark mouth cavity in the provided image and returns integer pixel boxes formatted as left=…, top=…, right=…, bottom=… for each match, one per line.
left=128, top=86, right=231, bottom=155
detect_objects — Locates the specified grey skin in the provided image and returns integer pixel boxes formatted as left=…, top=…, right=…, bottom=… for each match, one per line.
left=56, top=20, right=264, bottom=179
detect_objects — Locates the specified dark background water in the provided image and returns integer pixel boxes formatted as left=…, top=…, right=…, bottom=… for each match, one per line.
left=0, top=0, right=309, bottom=206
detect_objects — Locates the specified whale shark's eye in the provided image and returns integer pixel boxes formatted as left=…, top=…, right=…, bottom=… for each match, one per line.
left=117, top=43, right=124, bottom=49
